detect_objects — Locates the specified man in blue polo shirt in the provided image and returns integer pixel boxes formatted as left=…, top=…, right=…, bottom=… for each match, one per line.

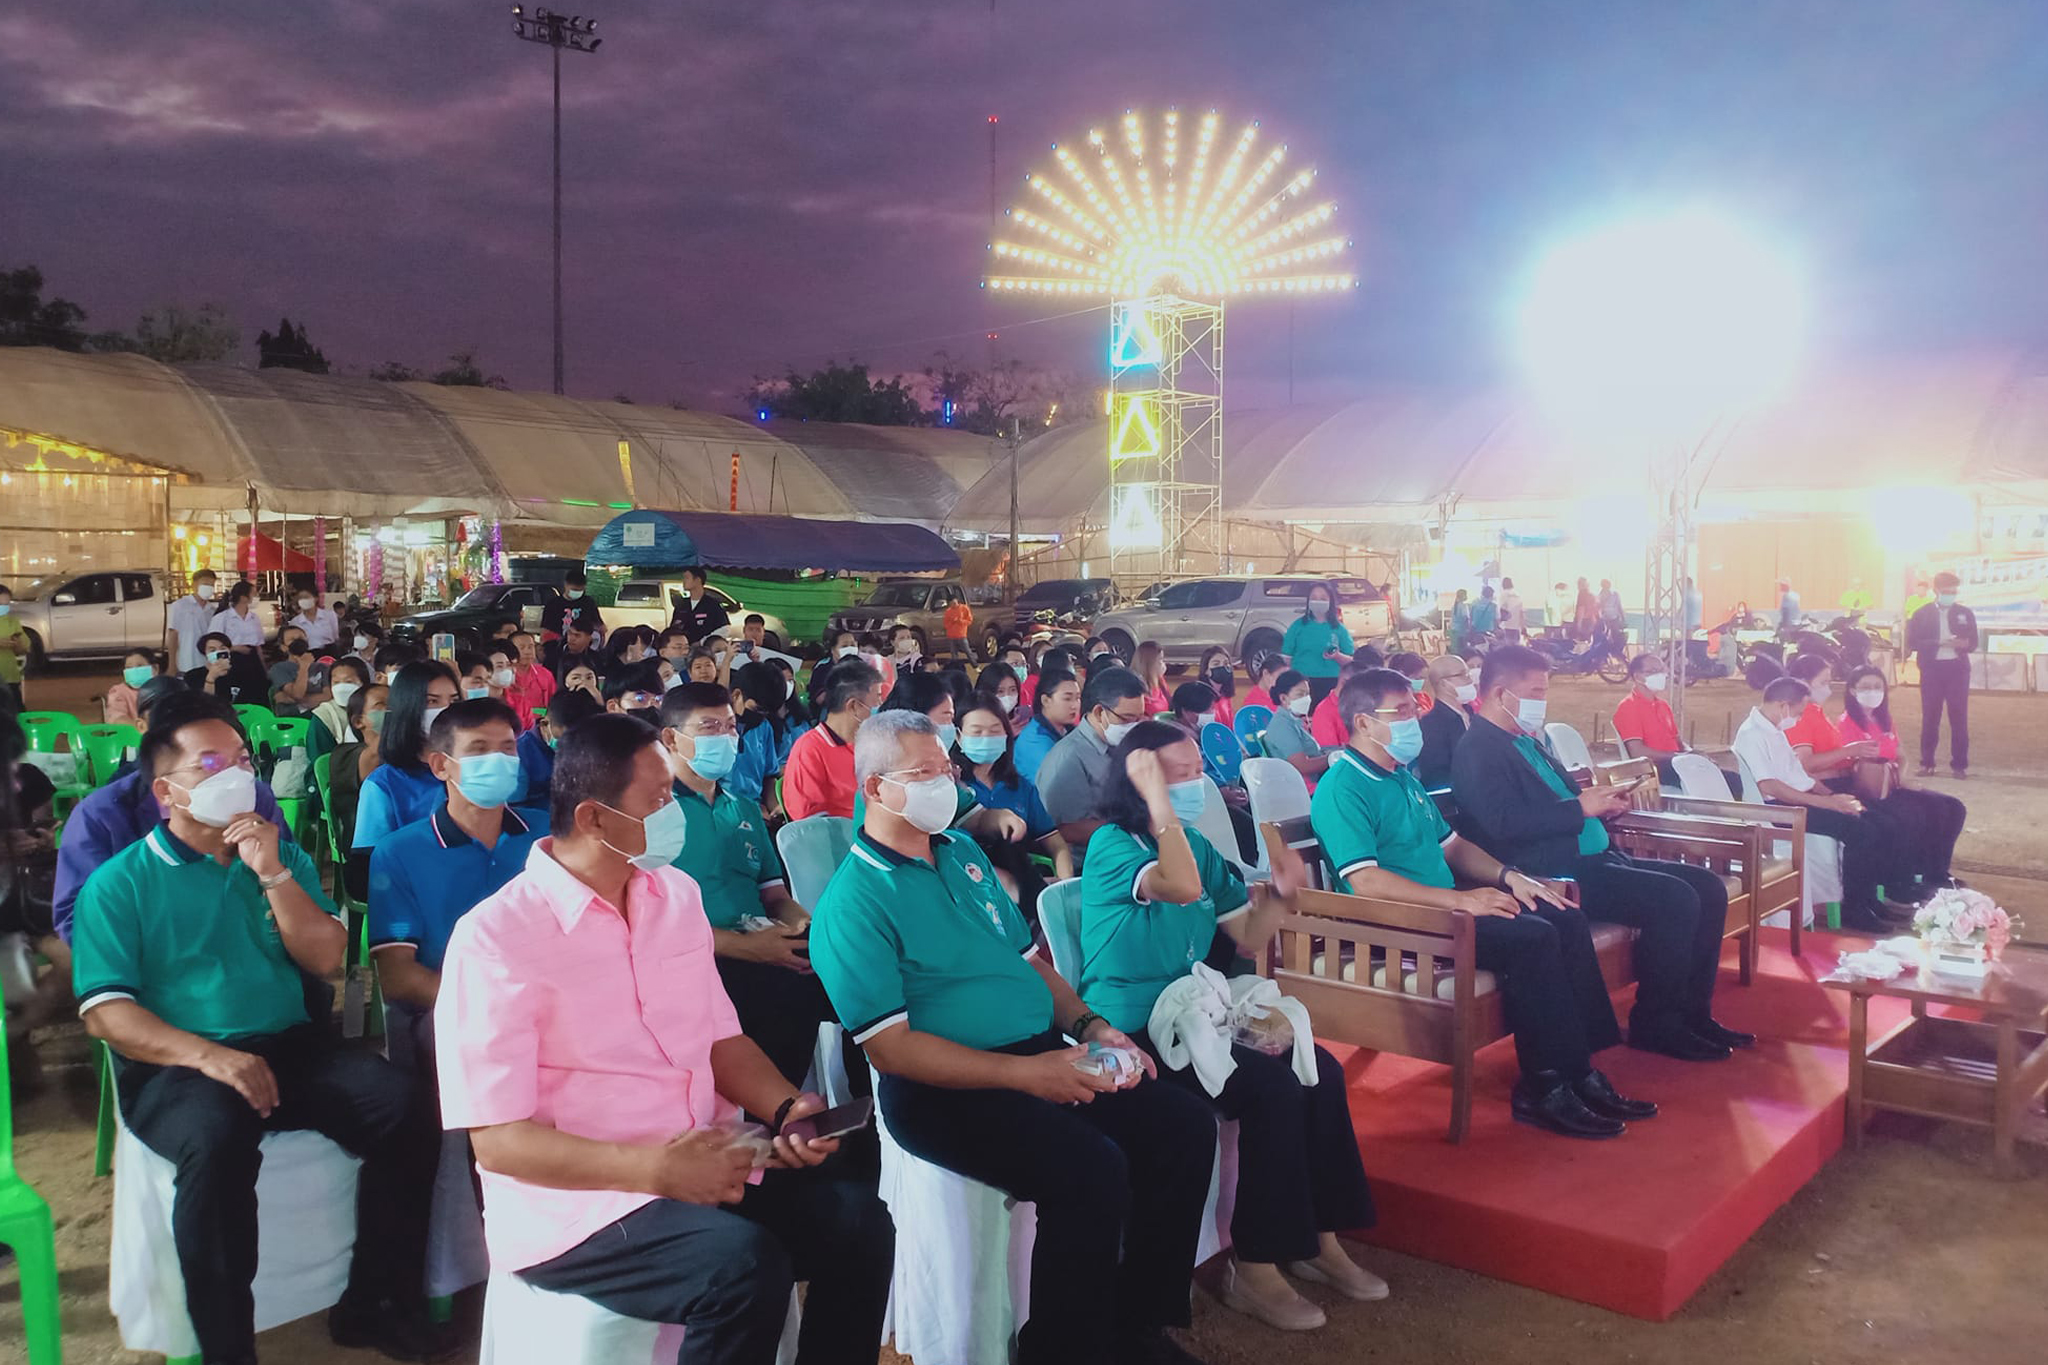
left=1311, top=668, right=1653, bottom=1141
left=53, top=689, right=294, bottom=943
left=654, top=683, right=838, bottom=1092
left=809, top=709, right=1214, bottom=1365
left=71, top=706, right=445, bottom=1365
left=370, top=698, right=549, bottom=1063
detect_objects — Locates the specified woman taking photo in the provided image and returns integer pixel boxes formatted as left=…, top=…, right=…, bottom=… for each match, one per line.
left=1014, top=666, right=1079, bottom=783
left=1836, top=664, right=1967, bottom=891
left=1078, top=722, right=1382, bottom=1331
left=1280, top=582, right=1354, bottom=706
left=350, top=659, right=459, bottom=852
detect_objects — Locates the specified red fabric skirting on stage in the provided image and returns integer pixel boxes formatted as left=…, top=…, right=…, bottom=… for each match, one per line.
left=1335, top=929, right=1909, bottom=1320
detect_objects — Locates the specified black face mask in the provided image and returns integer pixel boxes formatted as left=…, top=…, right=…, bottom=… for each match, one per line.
left=1207, top=666, right=1236, bottom=698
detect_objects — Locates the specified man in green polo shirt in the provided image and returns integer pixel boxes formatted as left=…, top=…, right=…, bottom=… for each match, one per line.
left=70, top=709, right=446, bottom=1365
left=1310, top=668, right=1654, bottom=1140
left=657, top=682, right=836, bottom=1090
left=808, top=709, right=1216, bottom=1365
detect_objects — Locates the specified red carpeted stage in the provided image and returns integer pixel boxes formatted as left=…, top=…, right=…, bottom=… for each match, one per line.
left=1334, top=929, right=1908, bottom=1320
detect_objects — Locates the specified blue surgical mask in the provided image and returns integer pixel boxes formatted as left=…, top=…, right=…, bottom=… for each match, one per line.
left=1383, top=717, right=1425, bottom=765
left=605, top=797, right=688, bottom=870
left=455, top=751, right=522, bottom=808
left=1407, top=677, right=1428, bottom=693
left=464, top=686, right=490, bottom=700
left=1936, top=593, right=1958, bottom=607
left=960, top=734, right=1007, bottom=764
left=684, top=732, right=738, bottom=782
left=0, top=604, right=10, bottom=618
left=123, top=664, right=154, bottom=688
left=936, top=723, right=958, bottom=751
left=1166, top=777, right=1207, bottom=825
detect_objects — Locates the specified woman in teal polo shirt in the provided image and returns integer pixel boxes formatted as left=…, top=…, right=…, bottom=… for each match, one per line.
left=1078, top=721, right=1383, bottom=1332
left=1279, top=582, right=1355, bottom=706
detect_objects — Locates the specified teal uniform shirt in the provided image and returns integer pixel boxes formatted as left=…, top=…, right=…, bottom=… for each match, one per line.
left=1077, top=823, right=1250, bottom=1032
left=73, top=824, right=336, bottom=1040
left=668, top=781, right=787, bottom=929
left=1280, top=616, right=1357, bottom=678
left=1310, top=746, right=1456, bottom=890
left=809, top=828, right=1052, bottom=1050
left=1514, top=735, right=1609, bottom=856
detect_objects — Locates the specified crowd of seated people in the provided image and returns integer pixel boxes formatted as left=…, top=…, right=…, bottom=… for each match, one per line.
left=12, top=565, right=1999, bottom=1365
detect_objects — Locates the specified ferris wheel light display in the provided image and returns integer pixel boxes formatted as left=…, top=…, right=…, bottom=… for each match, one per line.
left=988, top=107, right=1355, bottom=578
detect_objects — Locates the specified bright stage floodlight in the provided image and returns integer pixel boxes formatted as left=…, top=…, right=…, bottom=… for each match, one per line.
left=1513, top=207, right=1805, bottom=432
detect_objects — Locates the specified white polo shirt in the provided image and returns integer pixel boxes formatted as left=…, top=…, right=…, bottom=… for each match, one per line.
left=290, top=606, right=340, bottom=650
left=1732, top=708, right=1814, bottom=794
left=211, top=605, right=267, bottom=648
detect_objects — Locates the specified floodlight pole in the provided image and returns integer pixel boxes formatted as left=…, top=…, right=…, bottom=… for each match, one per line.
left=1007, top=417, right=1022, bottom=605
left=510, top=6, right=601, bottom=396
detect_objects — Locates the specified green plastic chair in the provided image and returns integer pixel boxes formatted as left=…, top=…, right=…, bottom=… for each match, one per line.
left=258, top=717, right=314, bottom=842
left=231, top=702, right=275, bottom=735
left=18, top=711, right=90, bottom=816
left=93, top=1041, right=115, bottom=1179
left=78, top=722, right=142, bottom=788
left=1, top=975, right=64, bottom=1364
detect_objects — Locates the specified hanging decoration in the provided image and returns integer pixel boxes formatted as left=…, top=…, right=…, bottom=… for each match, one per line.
left=490, top=518, right=505, bottom=584
left=313, top=516, right=327, bottom=592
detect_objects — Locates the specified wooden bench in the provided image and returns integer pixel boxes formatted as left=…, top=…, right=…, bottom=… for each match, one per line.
left=1257, top=797, right=1805, bottom=1141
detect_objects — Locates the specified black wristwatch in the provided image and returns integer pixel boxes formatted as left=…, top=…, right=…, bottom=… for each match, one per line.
left=1068, top=1011, right=1103, bottom=1041
left=1496, top=866, right=1518, bottom=893
left=770, top=1095, right=800, bottom=1135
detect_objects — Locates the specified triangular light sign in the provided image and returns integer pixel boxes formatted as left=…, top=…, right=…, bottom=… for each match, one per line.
left=1111, top=396, right=1161, bottom=462
left=1110, top=310, right=1162, bottom=370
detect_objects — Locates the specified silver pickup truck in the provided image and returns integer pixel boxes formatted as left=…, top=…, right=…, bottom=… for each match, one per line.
left=4, top=568, right=171, bottom=667
left=1089, top=574, right=1393, bottom=666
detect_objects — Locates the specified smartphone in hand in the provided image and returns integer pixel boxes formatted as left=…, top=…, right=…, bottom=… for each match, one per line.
left=779, top=1097, right=875, bottom=1145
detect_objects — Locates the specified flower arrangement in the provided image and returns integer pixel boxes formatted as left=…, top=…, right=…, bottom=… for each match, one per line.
left=1912, top=887, right=2016, bottom=976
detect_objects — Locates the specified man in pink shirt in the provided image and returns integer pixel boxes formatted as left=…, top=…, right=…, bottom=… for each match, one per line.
left=505, top=631, right=555, bottom=729
left=436, top=714, right=892, bottom=1360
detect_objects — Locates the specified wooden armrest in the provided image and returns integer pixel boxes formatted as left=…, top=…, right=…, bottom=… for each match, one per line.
left=1663, top=796, right=1809, bottom=840
left=1293, top=887, right=1466, bottom=936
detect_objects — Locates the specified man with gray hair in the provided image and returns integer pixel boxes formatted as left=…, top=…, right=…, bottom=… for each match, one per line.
left=809, top=708, right=1216, bottom=1365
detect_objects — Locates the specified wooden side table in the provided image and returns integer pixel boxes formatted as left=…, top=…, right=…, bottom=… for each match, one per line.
left=1829, top=945, right=2048, bottom=1177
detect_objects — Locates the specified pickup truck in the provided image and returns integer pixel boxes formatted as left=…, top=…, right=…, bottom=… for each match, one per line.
left=602, top=580, right=789, bottom=648
left=4, top=568, right=172, bottom=667
left=823, top=579, right=996, bottom=657
left=1088, top=574, right=1393, bottom=667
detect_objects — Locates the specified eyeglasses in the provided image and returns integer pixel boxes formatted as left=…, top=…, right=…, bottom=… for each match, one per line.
left=681, top=718, right=738, bottom=736
left=167, top=750, right=255, bottom=777
left=881, top=765, right=952, bottom=783
left=1371, top=705, right=1421, bottom=722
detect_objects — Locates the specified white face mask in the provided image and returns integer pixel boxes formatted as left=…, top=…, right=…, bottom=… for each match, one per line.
left=1642, top=674, right=1668, bottom=692
left=298, top=599, right=315, bottom=613
left=1853, top=689, right=1885, bottom=710
left=1193, top=711, right=1217, bottom=730
left=1777, top=712, right=1799, bottom=732
left=883, top=773, right=957, bottom=834
left=1507, top=690, right=1547, bottom=734
left=421, top=704, right=447, bottom=735
left=1808, top=682, right=1832, bottom=705
left=1454, top=682, right=1479, bottom=705
left=1103, top=719, right=1138, bottom=746
left=330, top=681, right=361, bottom=709
left=1286, top=694, right=1312, bottom=716
left=168, top=765, right=258, bottom=828
left=492, top=667, right=517, bottom=689
left=352, top=634, right=371, bottom=653
left=195, top=583, right=216, bottom=601
left=1306, top=598, right=1329, bottom=618
left=997, top=692, right=1018, bottom=713
left=836, top=645, right=859, bottom=659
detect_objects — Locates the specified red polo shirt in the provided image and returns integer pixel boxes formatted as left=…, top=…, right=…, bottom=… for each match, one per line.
left=1784, top=702, right=1843, bottom=755
left=782, top=722, right=858, bottom=820
left=1612, top=689, right=1682, bottom=754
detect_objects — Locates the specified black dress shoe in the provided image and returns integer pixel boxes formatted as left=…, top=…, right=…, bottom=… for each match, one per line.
left=1512, top=1074, right=1627, bottom=1139
left=1692, top=1019, right=1756, bottom=1050
left=1574, top=1069, right=1659, bottom=1120
left=1628, top=1027, right=1733, bottom=1062
left=330, top=1298, right=462, bottom=1363
left=1838, top=905, right=1892, bottom=934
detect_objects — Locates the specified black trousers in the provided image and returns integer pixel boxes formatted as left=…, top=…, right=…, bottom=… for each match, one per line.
left=118, top=1025, right=436, bottom=1365
left=1919, top=657, right=1970, bottom=772
left=1568, top=853, right=1726, bottom=1037
left=1875, top=787, right=1967, bottom=884
left=1784, top=803, right=1899, bottom=915
left=1474, top=903, right=1622, bottom=1081
left=520, top=1165, right=893, bottom=1365
left=714, top=956, right=837, bottom=1092
left=878, top=1032, right=1214, bottom=1365
left=1129, top=1034, right=1374, bottom=1264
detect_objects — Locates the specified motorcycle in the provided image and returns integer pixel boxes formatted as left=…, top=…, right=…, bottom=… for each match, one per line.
left=1535, top=621, right=1632, bottom=684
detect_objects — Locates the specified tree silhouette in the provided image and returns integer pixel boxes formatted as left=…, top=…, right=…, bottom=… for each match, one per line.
left=132, top=303, right=239, bottom=363
left=748, top=360, right=924, bottom=425
left=0, top=265, right=89, bottom=350
left=257, top=317, right=330, bottom=373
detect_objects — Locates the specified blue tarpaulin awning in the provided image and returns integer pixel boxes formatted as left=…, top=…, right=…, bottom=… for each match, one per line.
left=585, top=509, right=960, bottom=574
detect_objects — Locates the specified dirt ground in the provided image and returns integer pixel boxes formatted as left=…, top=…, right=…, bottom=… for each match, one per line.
left=5, top=666, right=2047, bottom=1364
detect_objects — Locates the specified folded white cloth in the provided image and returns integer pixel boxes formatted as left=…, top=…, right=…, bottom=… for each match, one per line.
left=1148, top=964, right=1318, bottom=1097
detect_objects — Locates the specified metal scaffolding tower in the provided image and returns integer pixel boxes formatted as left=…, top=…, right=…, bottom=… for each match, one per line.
left=1107, top=294, right=1225, bottom=584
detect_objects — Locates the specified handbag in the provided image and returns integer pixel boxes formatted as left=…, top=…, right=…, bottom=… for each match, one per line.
left=1850, top=758, right=1894, bottom=802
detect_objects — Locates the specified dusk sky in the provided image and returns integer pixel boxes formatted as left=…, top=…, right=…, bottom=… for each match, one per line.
left=6, top=0, right=2046, bottom=415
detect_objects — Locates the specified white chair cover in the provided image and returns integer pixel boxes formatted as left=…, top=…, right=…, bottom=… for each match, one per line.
left=109, top=1121, right=360, bottom=1358
left=1671, top=752, right=1733, bottom=800
left=1241, top=757, right=1311, bottom=828
left=1195, top=777, right=1265, bottom=879
left=775, top=815, right=854, bottom=908
left=477, top=1273, right=799, bottom=1365
left=1543, top=722, right=1594, bottom=772
left=874, top=1072, right=1036, bottom=1365
left=1033, top=878, right=1240, bottom=1264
